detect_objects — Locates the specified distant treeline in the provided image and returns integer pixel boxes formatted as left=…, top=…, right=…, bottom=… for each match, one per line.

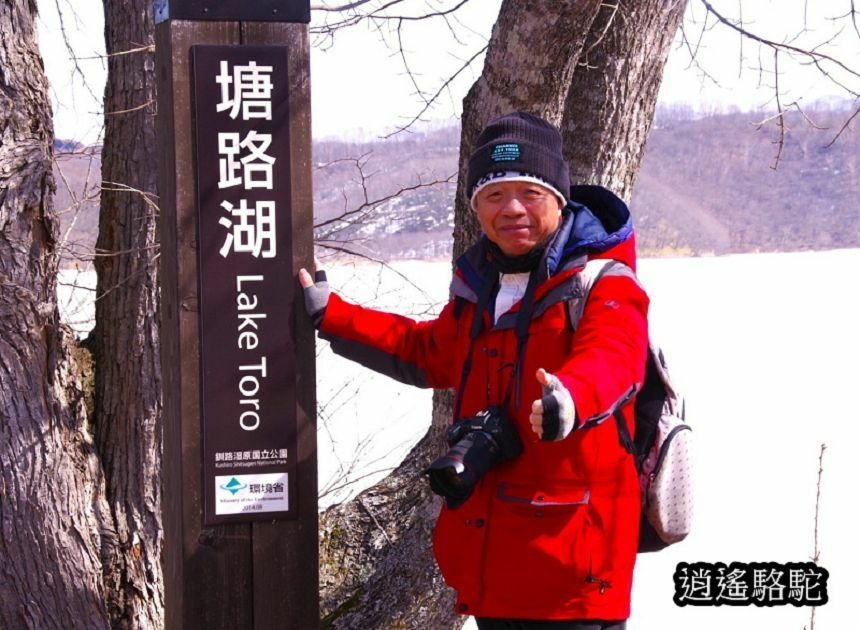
left=54, top=105, right=859, bottom=264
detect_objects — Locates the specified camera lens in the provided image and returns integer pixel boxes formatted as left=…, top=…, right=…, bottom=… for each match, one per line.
left=426, top=431, right=497, bottom=503
left=429, top=461, right=468, bottom=493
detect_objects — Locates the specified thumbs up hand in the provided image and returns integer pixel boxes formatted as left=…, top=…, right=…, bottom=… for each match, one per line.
left=529, top=368, right=577, bottom=441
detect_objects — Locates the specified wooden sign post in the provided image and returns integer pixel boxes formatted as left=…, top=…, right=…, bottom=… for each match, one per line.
left=154, top=1, right=318, bottom=627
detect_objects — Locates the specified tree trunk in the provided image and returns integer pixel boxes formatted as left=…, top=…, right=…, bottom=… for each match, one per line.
left=319, top=398, right=456, bottom=629
left=93, top=0, right=163, bottom=626
left=319, top=0, right=688, bottom=627
left=0, top=1, right=112, bottom=627
left=561, top=0, right=688, bottom=201
left=452, top=0, right=604, bottom=260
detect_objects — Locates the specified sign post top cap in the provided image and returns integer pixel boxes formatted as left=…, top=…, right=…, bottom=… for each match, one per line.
left=154, top=0, right=310, bottom=24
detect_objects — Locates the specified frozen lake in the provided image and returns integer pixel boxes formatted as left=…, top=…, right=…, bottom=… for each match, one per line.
left=59, top=249, right=860, bottom=628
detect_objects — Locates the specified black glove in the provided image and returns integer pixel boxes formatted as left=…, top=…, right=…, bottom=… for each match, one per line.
left=530, top=369, right=577, bottom=441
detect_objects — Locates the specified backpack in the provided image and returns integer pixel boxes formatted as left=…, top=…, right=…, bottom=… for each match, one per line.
left=570, top=259, right=693, bottom=553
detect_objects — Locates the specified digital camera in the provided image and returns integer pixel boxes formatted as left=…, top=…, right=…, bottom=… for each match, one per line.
left=425, top=407, right=523, bottom=508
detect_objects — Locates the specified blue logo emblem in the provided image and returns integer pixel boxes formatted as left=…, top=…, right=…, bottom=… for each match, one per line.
left=491, top=143, right=520, bottom=162
left=220, top=477, right=247, bottom=495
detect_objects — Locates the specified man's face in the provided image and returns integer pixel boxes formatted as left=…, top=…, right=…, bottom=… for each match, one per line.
left=473, top=180, right=563, bottom=256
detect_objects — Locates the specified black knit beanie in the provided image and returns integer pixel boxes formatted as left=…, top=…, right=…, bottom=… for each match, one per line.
left=466, top=111, right=571, bottom=208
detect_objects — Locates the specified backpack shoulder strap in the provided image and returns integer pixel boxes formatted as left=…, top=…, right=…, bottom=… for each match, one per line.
left=567, top=258, right=640, bottom=330
left=567, top=259, right=644, bottom=456
left=647, top=343, right=682, bottom=418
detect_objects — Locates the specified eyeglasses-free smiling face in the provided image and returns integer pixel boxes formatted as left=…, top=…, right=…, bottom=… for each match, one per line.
left=473, top=181, right=564, bottom=256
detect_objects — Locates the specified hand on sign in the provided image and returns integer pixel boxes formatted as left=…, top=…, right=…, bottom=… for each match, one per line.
left=297, top=259, right=329, bottom=329
left=529, top=368, right=577, bottom=441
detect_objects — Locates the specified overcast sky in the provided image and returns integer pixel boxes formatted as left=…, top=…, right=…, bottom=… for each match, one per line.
left=37, top=0, right=858, bottom=144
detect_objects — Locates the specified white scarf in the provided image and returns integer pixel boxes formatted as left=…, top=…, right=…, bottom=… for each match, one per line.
left=493, top=272, right=530, bottom=324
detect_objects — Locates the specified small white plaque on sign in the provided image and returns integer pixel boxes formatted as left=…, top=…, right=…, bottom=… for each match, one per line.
left=215, top=472, right=289, bottom=515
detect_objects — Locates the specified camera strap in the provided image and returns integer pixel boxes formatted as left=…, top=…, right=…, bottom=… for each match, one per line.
left=453, top=270, right=498, bottom=421
left=453, top=266, right=541, bottom=419
left=510, top=268, right=541, bottom=408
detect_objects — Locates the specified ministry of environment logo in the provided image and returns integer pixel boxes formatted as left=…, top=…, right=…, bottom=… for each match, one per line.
left=491, top=143, right=520, bottom=162
left=220, top=477, right=248, bottom=495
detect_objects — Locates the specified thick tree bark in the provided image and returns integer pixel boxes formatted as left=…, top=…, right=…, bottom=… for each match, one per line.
left=320, top=0, right=688, bottom=627
left=561, top=0, right=688, bottom=201
left=0, top=1, right=112, bottom=628
left=93, top=0, right=163, bottom=627
left=319, top=400, right=455, bottom=629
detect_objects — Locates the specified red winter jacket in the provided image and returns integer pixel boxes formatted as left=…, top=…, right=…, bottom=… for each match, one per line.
left=319, top=186, right=649, bottom=621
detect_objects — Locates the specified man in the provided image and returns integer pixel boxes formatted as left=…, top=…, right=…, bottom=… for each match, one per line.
left=299, top=112, right=648, bottom=629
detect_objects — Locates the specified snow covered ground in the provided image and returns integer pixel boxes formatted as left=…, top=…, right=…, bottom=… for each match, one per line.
left=626, top=250, right=859, bottom=630
left=59, top=249, right=860, bottom=628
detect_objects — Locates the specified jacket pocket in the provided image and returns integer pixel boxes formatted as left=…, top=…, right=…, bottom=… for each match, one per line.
left=433, top=504, right=484, bottom=596
left=482, top=481, right=595, bottom=607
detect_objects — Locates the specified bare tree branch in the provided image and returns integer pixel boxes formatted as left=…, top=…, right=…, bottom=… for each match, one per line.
left=826, top=100, right=860, bottom=146
left=771, top=49, right=786, bottom=169
left=104, top=99, right=156, bottom=116
left=73, top=44, right=155, bottom=61
left=382, top=44, right=487, bottom=137
left=314, top=241, right=440, bottom=304
left=699, top=0, right=860, bottom=83
left=311, top=0, right=386, bottom=12
left=808, top=443, right=827, bottom=630
left=313, top=0, right=474, bottom=33
left=313, top=153, right=454, bottom=237
left=311, top=0, right=488, bottom=135
left=677, top=8, right=723, bottom=88
left=51, top=0, right=102, bottom=103
left=851, top=0, right=860, bottom=39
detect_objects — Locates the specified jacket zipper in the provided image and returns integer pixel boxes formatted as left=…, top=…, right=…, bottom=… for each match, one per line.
left=651, top=424, right=692, bottom=479
left=586, top=575, right=612, bottom=594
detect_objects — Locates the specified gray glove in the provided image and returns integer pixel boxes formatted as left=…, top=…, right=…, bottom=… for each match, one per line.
left=529, top=369, right=577, bottom=441
left=299, top=269, right=329, bottom=329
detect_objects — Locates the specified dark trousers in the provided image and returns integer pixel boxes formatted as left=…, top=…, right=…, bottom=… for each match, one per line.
left=475, top=619, right=626, bottom=630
